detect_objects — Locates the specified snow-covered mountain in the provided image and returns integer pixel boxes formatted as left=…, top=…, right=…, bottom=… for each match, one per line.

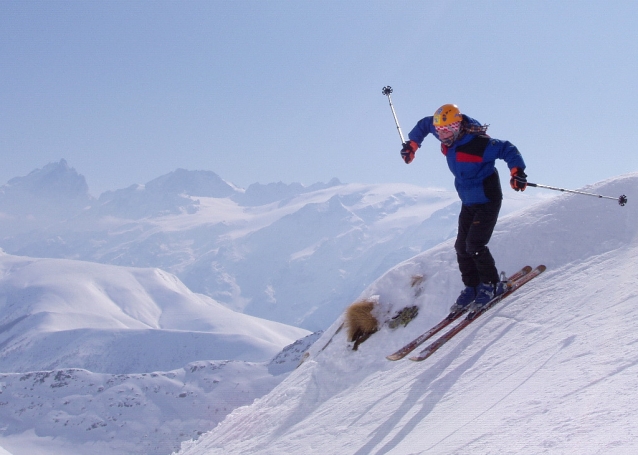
left=0, top=252, right=309, bottom=374
left=0, top=160, right=543, bottom=331
left=0, top=160, right=93, bottom=238
left=0, top=250, right=316, bottom=455
left=0, top=331, right=320, bottom=455
left=176, top=173, right=638, bottom=455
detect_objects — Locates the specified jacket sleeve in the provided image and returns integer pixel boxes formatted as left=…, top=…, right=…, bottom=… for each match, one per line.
left=492, top=139, right=526, bottom=170
left=408, top=116, right=435, bottom=146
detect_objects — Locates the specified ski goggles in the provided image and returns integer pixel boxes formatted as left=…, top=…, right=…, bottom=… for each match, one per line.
left=434, top=121, right=462, bottom=136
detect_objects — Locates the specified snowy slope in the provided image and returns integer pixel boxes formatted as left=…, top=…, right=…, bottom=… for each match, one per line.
left=0, top=361, right=276, bottom=455
left=0, top=332, right=320, bottom=455
left=177, top=173, right=638, bottom=455
left=0, top=253, right=309, bottom=373
left=0, top=161, right=546, bottom=331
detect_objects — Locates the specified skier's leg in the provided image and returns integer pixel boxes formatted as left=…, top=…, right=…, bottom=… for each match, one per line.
left=454, top=204, right=480, bottom=287
left=465, top=200, right=501, bottom=284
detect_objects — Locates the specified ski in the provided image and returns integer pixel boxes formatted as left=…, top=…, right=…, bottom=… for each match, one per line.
left=386, top=265, right=532, bottom=361
left=409, top=265, right=546, bottom=362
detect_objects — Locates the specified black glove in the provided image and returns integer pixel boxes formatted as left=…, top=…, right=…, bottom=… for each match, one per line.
left=401, top=141, right=418, bottom=164
left=510, top=167, right=527, bottom=191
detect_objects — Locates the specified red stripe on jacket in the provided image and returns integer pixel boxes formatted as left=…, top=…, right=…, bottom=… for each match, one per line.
left=456, top=152, right=483, bottom=163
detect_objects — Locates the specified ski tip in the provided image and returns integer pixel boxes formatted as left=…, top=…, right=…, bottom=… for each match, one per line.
left=408, top=353, right=429, bottom=362
left=523, top=265, right=533, bottom=272
left=537, top=264, right=547, bottom=272
left=386, top=354, right=402, bottom=361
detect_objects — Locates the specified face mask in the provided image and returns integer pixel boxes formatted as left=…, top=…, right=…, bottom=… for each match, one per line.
left=435, top=121, right=462, bottom=146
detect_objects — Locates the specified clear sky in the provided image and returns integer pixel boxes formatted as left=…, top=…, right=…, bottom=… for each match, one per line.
left=2, top=0, right=637, bottom=197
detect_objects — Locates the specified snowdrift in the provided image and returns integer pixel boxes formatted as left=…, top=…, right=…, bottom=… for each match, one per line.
left=0, top=254, right=309, bottom=374
left=178, top=173, right=638, bottom=455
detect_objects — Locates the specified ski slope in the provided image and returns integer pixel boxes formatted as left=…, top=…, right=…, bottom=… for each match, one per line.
left=178, top=174, right=638, bottom=455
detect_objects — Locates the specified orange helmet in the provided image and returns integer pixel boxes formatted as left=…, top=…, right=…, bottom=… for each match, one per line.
left=433, top=104, right=462, bottom=127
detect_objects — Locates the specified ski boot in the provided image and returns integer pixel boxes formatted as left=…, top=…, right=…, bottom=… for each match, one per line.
left=471, top=280, right=508, bottom=312
left=448, top=286, right=477, bottom=315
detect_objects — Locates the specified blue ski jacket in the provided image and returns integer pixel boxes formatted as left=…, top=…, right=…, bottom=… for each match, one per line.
left=408, top=114, right=526, bottom=206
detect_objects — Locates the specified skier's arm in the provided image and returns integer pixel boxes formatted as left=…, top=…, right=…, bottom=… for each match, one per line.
left=493, top=139, right=526, bottom=171
left=407, top=116, right=435, bottom=146
left=491, top=139, right=528, bottom=191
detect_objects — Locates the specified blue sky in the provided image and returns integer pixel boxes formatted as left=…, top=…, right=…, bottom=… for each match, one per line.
left=2, top=0, right=637, bottom=197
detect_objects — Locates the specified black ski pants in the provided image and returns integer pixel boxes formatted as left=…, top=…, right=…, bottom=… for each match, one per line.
left=454, top=200, right=501, bottom=287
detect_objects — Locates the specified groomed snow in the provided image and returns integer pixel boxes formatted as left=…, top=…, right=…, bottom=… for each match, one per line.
left=177, top=173, right=638, bottom=455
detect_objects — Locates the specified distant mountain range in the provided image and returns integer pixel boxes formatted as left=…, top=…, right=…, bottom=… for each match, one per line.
left=0, top=159, right=538, bottom=330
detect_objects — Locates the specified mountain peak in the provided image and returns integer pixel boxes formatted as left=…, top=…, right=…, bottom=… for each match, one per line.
left=145, top=169, right=237, bottom=198
left=3, top=159, right=91, bottom=200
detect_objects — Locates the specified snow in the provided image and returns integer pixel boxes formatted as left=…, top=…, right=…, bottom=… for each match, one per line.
left=0, top=254, right=309, bottom=374
left=0, top=330, right=318, bottom=455
left=1, top=160, right=635, bottom=454
left=176, top=173, right=638, bottom=455
left=0, top=361, right=292, bottom=455
left=0, top=224, right=317, bottom=454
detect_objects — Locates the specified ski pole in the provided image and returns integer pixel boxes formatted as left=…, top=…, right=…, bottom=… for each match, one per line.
left=382, top=86, right=406, bottom=144
left=518, top=179, right=628, bottom=206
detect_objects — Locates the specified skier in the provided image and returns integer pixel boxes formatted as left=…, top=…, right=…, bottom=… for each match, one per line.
left=401, top=104, right=528, bottom=313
